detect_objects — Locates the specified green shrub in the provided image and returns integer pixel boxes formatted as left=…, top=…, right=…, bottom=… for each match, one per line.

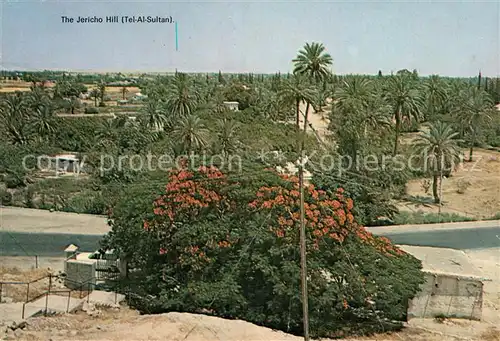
left=393, top=211, right=474, bottom=225
left=67, top=191, right=107, bottom=214
left=84, top=107, right=100, bottom=114
left=24, top=186, right=35, bottom=208
left=0, top=189, right=12, bottom=205
left=4, top=174, right=25, bottom=188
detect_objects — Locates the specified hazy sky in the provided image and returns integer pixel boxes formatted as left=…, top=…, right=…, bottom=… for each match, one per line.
left=1, top=0, right=499, bottom=76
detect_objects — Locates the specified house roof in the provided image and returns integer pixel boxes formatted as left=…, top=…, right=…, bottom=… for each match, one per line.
left=65, top=244, right=79, bottom=252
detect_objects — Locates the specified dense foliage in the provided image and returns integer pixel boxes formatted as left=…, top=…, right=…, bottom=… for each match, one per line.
left=105, top=165, right=424, bottom=338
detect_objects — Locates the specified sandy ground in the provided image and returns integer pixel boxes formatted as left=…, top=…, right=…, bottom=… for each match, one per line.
left=3, top=306, right=498, bottom=341
left=0, top=88, right=32, bottom=93
left=400, top=149, right=500, bottom=219
left=297, top=101, right=331, bottom=143
left=4, top=308, right=491, bottom=341
left=0, top=257, right=64, bottom=273
left=0, top=206, right=110, bottom=235
left=0, top=267, right=51, bottom=303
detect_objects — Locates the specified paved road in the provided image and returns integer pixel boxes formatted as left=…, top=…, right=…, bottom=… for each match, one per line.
left=1, top=206, right=109, bottom=256
left=1, top=207, right=499, bottom=256
left=367, top=220, right=500, bottom=250
left=0, top=231, right=105, bottom=257
left=0, top=206, right=110, bottom=234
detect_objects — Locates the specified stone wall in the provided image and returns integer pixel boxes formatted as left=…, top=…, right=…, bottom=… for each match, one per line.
left=64, top=260, right=96, bottom=290
left=408, top=271, right=484, bottom=320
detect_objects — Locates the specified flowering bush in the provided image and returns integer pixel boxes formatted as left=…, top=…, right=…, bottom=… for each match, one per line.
left=108, top=165, right=424, bottom=338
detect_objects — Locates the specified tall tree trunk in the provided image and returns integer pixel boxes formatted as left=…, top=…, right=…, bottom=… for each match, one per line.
left=469, top=129, right=476, bottom=161
left=300, top=101, right=311, bottom=153
left=186, top=137, right=192, bottom=156
left=295, top=100, right=300, bottom=130
left=393, top=113, right=401, bottom=156
left=432, top=173, right=440, bottom=203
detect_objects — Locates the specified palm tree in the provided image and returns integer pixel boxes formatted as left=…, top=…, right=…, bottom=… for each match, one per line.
left=280, top=75, right=315, bottom=130
left=28, top=87, right=51, bottom=113
left=331, top=80, right=390, bottom=157
left=98, top=81, right=106, bottom=104
left=292, top=42, right=333, bottom=145
left=63, top=96, right=81, bottom=115
left=215, top=118, right=240, bottom=163
left=454, top=87, right=494, bottom=161
left=172, top=114, right=209, bottom=154
left=165, top=73, right=199, bottom=122
left=292, top=42, right=333, bottom=83
left=96, top=119, right=119, bottom=150
left=0, top=93, right=30, bottom=145
left=200, top=88, right=226, bottom=115
left=255, top=88, right=294, bottom=122
left=424, top=75, right=447, bottom=121
left=363, top=96, right=392, bottom=137
left=413, top=121, right=461, bottom=203
left=384, top=74, right=424, bottom=155
left=141, top=100, right=168, bottom=131
left=121, top=86, right=128, bottom=100
left=334, top=76, right=373, bottom=114
left=31, top=105, right=58, bottom=142
left=89, top=89, right=100, bottom=107
left=312, top=89, right=329, bottom=114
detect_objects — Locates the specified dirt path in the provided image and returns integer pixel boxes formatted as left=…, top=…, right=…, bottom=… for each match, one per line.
left=400, top=149, right=500, bottom=219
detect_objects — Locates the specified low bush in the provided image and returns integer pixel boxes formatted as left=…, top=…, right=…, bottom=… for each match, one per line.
left=393, top=211, right=474, bottom=224
left=0, top=189, right=12, bottom=205
left=84, top=107, right=100, bottom=114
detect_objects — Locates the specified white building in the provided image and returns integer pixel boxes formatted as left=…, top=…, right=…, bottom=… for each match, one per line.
left=223, top=101, right=239, bottom=111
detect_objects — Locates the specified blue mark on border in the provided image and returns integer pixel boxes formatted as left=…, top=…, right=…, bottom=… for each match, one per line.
left=175, top=21, right=178, bottom=51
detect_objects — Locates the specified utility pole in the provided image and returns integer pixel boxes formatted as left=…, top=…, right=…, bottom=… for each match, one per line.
left=438, top=153, right=444, bottom=221
left=298, top=162, right=309, bottom=341
left=298, top=103, right=310, bottom=341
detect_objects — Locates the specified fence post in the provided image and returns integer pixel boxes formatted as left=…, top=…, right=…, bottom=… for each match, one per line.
left=35, top=255, right=38, bottom=269
left=44, top=293, right=49, bottom=316
left=22, top=303, right=25, bottom=319
left=26, top=283, right=30, bottom=302
left=45, top=274, right=52, bottom=316
left=0, top=283, right=2, bottom=303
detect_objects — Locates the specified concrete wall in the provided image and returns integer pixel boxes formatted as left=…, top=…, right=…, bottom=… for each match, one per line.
left=408, top=271, right=483, bottom=320
left=64, top=260, right=96, bottom=290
